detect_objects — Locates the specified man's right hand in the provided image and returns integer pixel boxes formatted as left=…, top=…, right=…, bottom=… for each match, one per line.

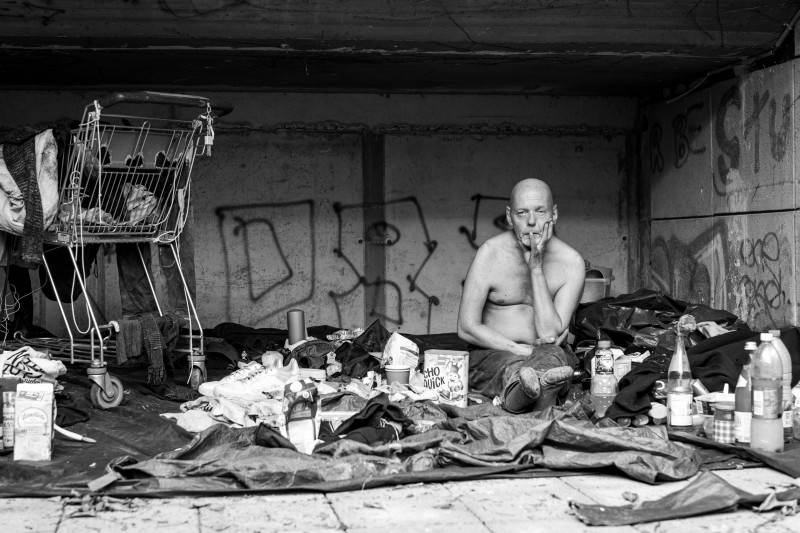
left=525, top=220, right=553, bottom=271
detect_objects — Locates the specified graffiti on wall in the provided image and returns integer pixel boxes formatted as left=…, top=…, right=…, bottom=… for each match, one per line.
left=651, top=224, right=724, bottom=309
left=714, top=83, right=791, bottom=194
left=332, top=196, right=440, bottom=333
left=458, top=193, right=510, bottom=250
left=651, top=220, right=791, bottom=330
left=647, top=100, right=707, bottom=176
left=732, top=231, right=789, bottom=329
left=215, top=200, right=316, bottom=324
left=647, top=82, right=791, bottom=193
left=647, top=65, right=795, bottom=329
left=215, top=197, right=442, bottom=332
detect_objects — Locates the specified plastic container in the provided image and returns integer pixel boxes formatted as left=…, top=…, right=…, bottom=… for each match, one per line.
left=734, top=342, right=755, bottom=444
left=769, top=330, right=793, bottom=441
left=751, top=332, right=783, bottom=453
left=590, top=340, right=617, bottom=418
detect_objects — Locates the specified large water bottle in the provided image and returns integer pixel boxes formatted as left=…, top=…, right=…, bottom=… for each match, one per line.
left=769, top=330, right=793, bottom=441
left=590, top=340, right=617, bottom=418
left=734, top=341, right=755, bottom=444
left=751, top=332, right=784, bottom=453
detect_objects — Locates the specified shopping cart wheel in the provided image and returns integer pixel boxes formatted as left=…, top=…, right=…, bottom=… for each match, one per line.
left=188, top=367, right=205, bottom=390
left=90, top=376, right=124, bottom=409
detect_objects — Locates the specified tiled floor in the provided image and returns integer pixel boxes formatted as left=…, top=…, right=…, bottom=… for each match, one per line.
left=3, top=467, right=797, bottom=532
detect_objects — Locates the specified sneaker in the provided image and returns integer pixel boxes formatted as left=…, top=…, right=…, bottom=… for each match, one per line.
left=197, top=361, right=264, bottom=396
left=214, top=361, right=300, bottom=401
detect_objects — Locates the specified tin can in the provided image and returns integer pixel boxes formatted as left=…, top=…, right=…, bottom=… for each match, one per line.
left=423, top=350, right=469, bottom=408
left=691, top=379, right=710, bottom=396
left=713, top=402, right=735, bottom=444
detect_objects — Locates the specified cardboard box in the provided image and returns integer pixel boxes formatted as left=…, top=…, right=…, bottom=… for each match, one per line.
left=13, top=383, right=54, bottom=461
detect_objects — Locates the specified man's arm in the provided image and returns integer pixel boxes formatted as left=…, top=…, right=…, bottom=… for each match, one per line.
left=457, top=244, right=532, bottom=356
left=523, top=219, right=585, bottom=343
left=530, top=252, right=585, bottom=342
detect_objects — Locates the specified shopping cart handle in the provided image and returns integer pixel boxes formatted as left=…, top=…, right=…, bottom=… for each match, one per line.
left=95, top=91, right=234, bottom=117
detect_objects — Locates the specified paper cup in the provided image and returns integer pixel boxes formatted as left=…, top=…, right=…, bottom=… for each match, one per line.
left=385, top=364, right=411, bottom=385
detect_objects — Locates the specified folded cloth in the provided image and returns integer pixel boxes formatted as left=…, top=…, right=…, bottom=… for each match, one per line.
left=115, top=319, right=143, bottom=365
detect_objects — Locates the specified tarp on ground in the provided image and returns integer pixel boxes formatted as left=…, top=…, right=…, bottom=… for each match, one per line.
left=0, top=362, right=711, bottom=498
left=571, top=471, right=800, bottom=526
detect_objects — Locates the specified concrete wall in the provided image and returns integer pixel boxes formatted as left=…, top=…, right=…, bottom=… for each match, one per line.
left=0, top=91, right=635, bottom=335
left=643, top=60, right=797, bottom=330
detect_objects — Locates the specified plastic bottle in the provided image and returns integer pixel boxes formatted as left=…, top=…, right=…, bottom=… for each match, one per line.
left=751, top=332, right=784, bottom=453
left=769, top=330, right=793, bottom=441
left=590, top=340, right=617, bottom=418
left=792, top=380, right=800, bottom=441
left=734, top=342, right=755, bottom=444
left=667, top=329, right=693, bottom=430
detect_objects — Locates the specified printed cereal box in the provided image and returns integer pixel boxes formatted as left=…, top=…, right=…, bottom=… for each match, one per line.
left=423, top=350, right=469, bottom=408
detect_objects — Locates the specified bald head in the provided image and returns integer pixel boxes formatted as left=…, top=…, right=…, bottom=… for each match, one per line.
left=510, top=179, right=554, bottom=210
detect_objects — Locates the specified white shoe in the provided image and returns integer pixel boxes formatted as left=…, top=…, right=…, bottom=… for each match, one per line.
left=214, top=361, right=300, bottom=401
left=197, top=361, right=264, bottom=396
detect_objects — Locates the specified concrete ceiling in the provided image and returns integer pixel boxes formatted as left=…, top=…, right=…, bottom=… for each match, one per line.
left=3, top=1, right=799, bottom=96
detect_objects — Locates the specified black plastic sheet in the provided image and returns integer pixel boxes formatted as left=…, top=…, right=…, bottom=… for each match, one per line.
left=571, top=471, right=798, bottom=526
left=570, top=288, right=746, bottom=355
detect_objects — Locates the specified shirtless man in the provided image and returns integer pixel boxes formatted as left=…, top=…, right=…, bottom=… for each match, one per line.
left=457, top=178, right=585, bottom=412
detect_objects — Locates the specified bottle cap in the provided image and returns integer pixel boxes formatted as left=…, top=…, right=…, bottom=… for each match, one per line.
left=760, top=332, right=774, bottom=342
left=598, top=340, right=611, bottom=348
left=769, top=329, right=781, bottom=338
left=744, top=342, right=757, bottom=350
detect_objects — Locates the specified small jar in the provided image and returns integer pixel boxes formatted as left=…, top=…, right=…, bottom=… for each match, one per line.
left=713, top=402, right=735, bottom=444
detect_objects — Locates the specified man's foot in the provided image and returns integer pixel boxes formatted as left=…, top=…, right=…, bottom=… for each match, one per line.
left=539, top=366, right=574, bottom=387
left=532, top=365, right=574, bottom=411
left=518, top=367, right=541, bottom=400
left=502, top=365, right=575, bottom=414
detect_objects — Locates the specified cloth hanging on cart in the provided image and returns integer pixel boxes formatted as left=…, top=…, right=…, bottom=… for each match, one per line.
left=115, top=312, right=184, bottom=385
left=0, top=128, right=59, bottom=267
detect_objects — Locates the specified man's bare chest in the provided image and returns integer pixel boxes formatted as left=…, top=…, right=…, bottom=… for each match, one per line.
left=487, top=259, right=562, bottom=305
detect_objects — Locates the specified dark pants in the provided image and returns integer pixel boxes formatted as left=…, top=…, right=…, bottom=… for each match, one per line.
left=469, top=344, right=576, bottom=413
left=116, top=223, right=196, bottom=318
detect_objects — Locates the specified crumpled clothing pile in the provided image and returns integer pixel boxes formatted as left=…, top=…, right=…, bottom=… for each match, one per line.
left=161, top=395, right=284, bottom=434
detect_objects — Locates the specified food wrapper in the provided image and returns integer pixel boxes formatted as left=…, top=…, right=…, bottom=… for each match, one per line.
left=383, top=332, right=419, bottom=369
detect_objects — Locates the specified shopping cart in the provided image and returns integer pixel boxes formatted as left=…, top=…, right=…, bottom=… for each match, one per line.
left=25, top=91, right=231, bottom=408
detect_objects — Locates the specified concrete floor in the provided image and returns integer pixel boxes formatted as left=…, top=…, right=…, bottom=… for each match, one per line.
left=3, top=467, right=799, bottom=533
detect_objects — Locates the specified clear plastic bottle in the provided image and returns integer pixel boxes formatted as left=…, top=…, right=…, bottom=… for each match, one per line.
left=792, top=380, right=800, bottom=441
left=590, top=340, right=617, bottom=418
left=751, top=332, right=784, bottom=453
left=769, top=330, right=793, bottom=441
left=734, top=342, right=755, bottom=444
left=667, top=329, right=693, bottom=430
